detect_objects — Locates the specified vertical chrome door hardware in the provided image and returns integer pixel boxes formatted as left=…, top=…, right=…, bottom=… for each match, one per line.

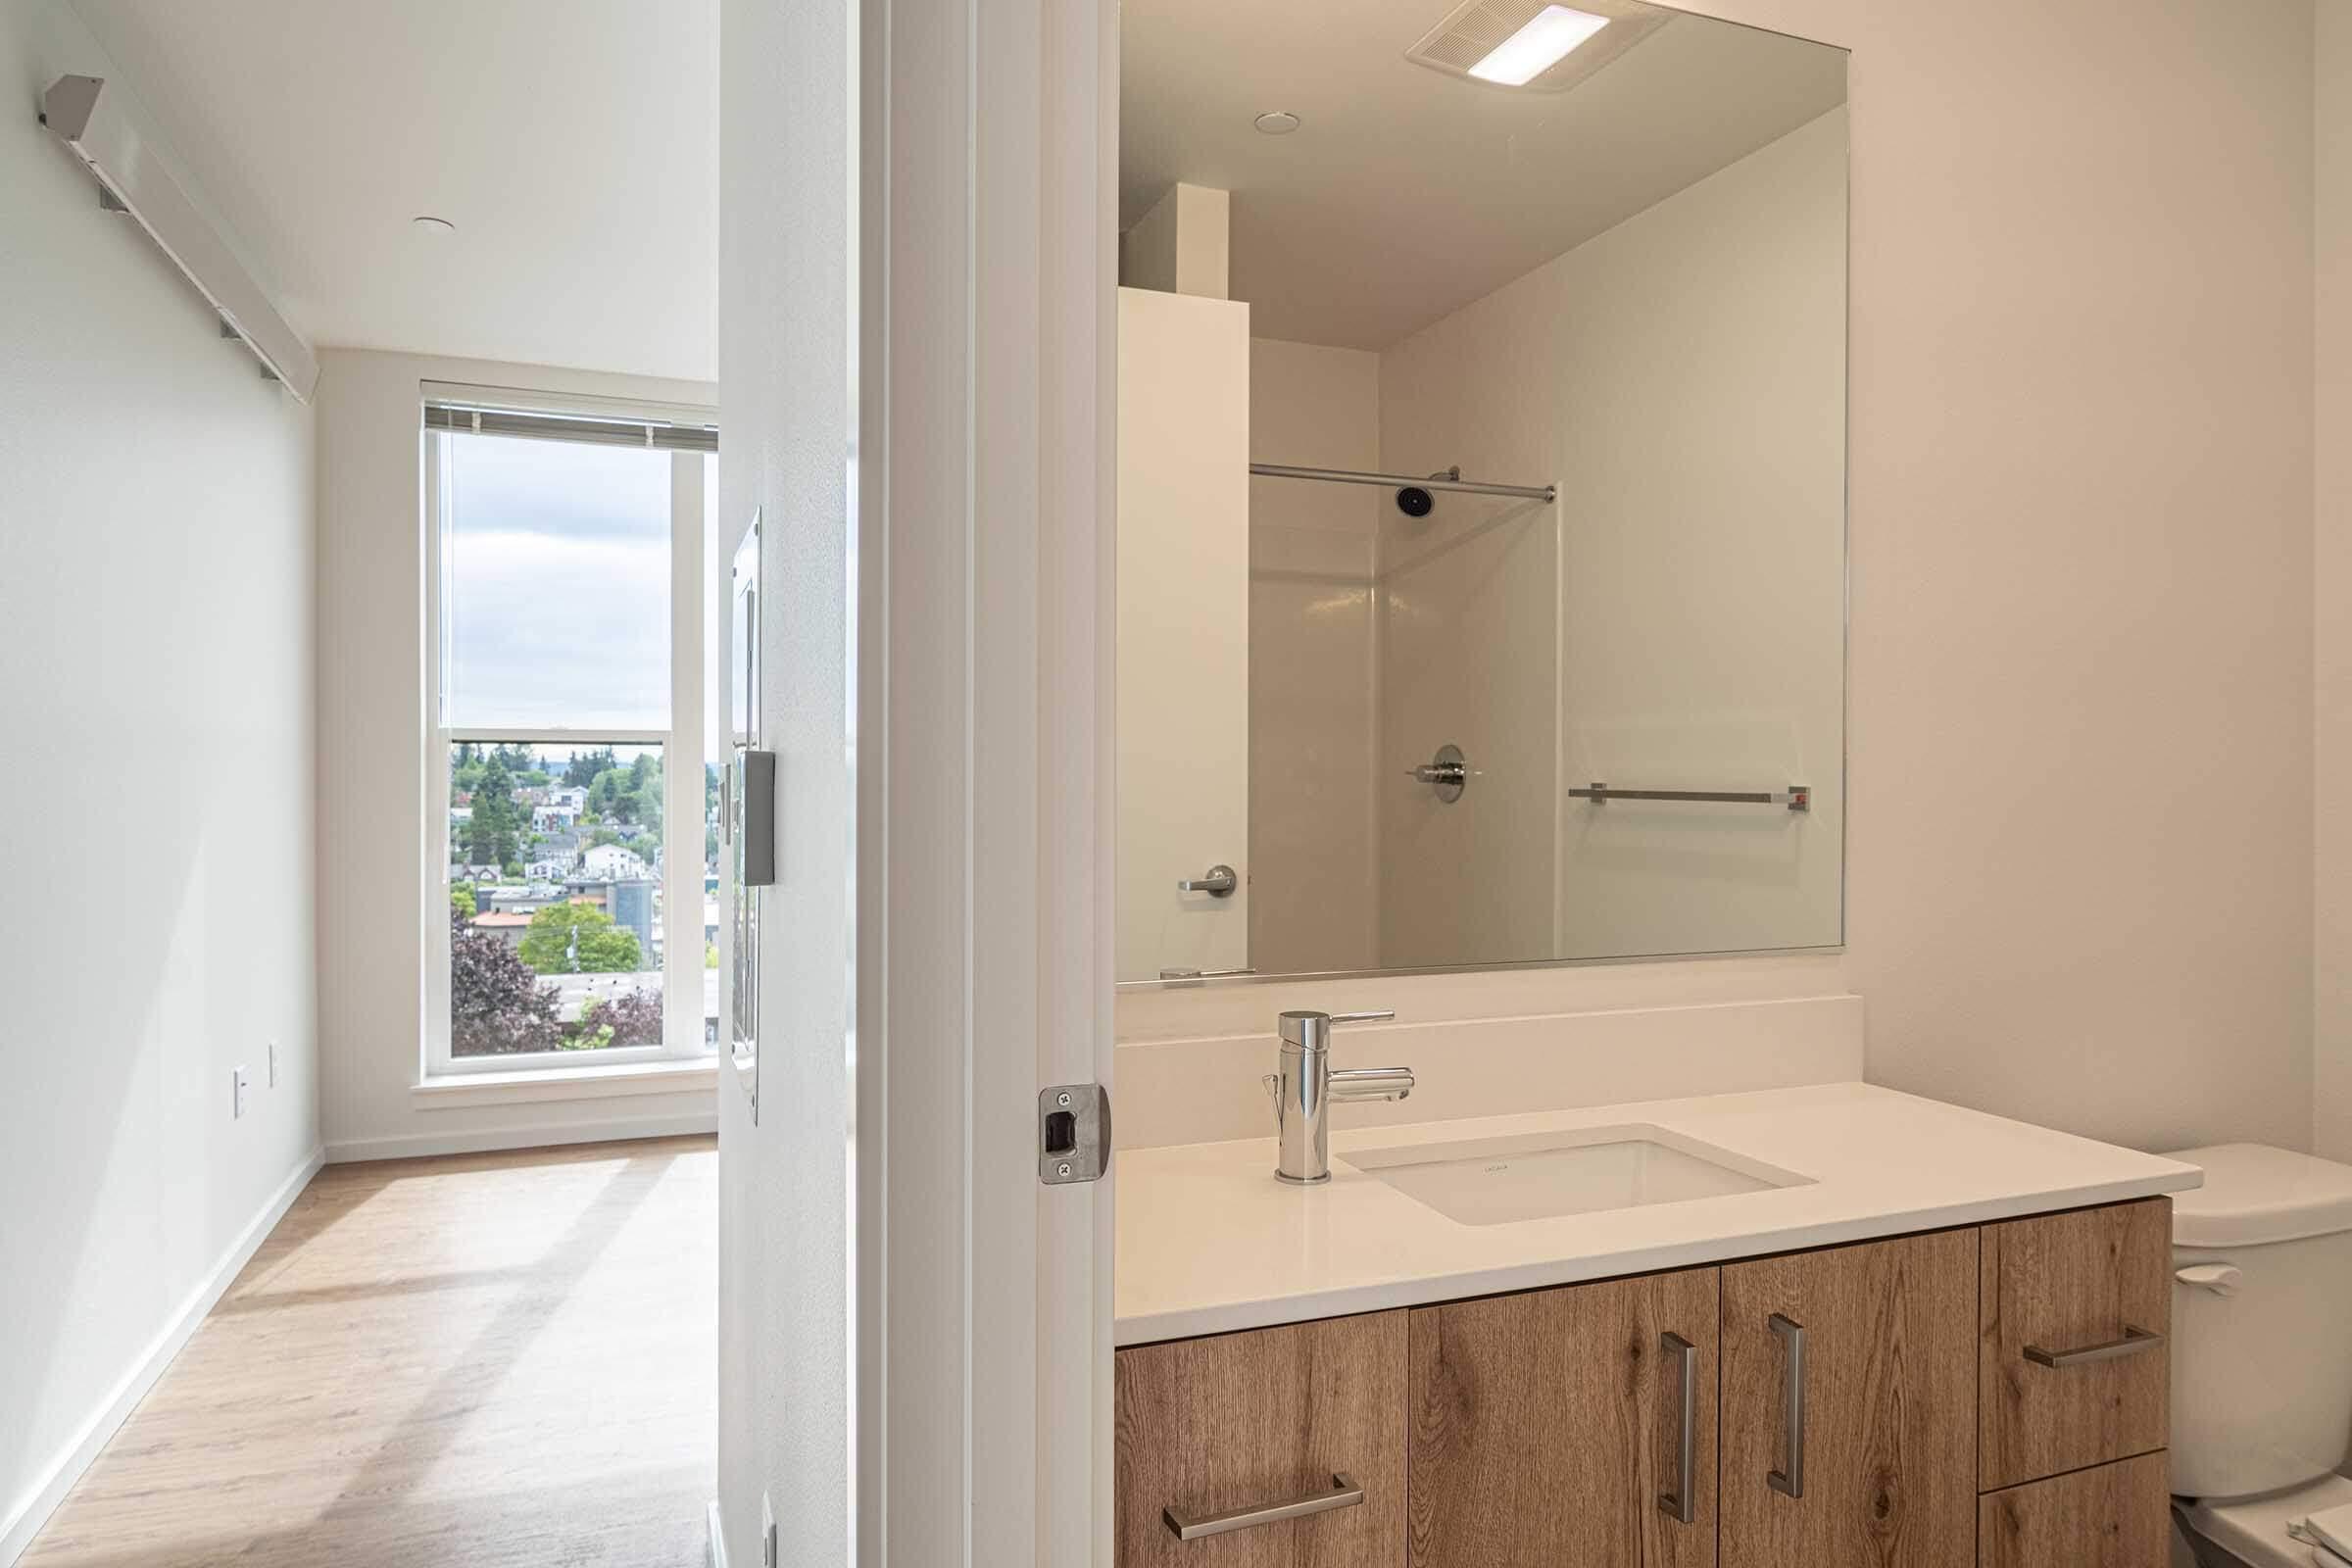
left=1658, top=1331, right=1697, bottom=1524
left=1039, top=1084, right=1112, bottom=1184
left=1767, top=1312, right=1806, bottom=1498
left=1405, top=744, right=1468, bottom=803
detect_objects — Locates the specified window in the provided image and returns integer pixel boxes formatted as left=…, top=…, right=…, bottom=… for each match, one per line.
left=424, top=391, right=718, bottom=1074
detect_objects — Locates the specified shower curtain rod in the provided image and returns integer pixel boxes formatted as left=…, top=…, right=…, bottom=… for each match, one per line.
left=1250, top=462, right=1556, bottom=503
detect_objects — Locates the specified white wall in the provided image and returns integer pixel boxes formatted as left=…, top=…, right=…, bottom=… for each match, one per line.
left=0, top=5, right=318, bottom=1557
left=1248, top=336, right=1383, bottom=976
left=1120, top=0, right=2318, bottom=1160
left=2321, top=0, right=2352, bottom=1163
left=312, top=348, right=717, bottom=1161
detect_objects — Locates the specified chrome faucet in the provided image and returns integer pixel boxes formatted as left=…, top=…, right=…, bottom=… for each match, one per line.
left=1263, top=1009, right=1414, bottom=1184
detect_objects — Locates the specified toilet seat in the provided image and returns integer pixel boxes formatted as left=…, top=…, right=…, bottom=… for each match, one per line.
left=2181, top=1474, right=2352, bottom=1568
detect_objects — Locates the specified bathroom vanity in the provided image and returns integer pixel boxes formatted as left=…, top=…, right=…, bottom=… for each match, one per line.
left=1113, top=1085, right=2200, bottom=1566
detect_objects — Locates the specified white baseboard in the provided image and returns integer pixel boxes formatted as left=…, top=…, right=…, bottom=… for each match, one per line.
left=323, top=1108, right=717, bottom=1164
left=708, top=1499, right=727, bottom=1568
left=0, top=1144, right=325, bottom=1568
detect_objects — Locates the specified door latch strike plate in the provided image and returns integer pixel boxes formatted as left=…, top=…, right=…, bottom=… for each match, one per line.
left=1039, top=1083, right=1111, bottom=1184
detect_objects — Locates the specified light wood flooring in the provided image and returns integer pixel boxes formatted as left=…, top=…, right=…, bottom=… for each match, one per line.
left=24, top=1136, right=717, bottom=1568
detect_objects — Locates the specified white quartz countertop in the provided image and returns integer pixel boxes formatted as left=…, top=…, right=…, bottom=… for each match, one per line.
left=1114, top=1081, right=2202, bottom=1346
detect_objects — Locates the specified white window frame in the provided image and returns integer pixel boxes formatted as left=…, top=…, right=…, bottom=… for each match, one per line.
left=421, top=384, right=715, bottom=1077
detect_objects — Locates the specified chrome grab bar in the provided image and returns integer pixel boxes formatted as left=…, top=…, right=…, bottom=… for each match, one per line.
left=1659, top=1332, right=1697, bottom=1524
left=1767, top=1313, right=1806, bottom=1498
left=1162, top=1472, right=1363, bottom=1540
left=1571, top=781, right=1811, bottom=812
left=2023, top=1325, right=2164, bottom=1369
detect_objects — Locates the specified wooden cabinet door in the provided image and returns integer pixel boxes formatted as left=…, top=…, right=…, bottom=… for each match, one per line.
left=1978, top=1200, right=2171, bottom=1492
left=1115, top=1310, right=1406, bottom=1567
left=1721, top=1231, right=1978, bottom=1568
left=1408, top=1267, right=1719, bottom=1568
left=1978, top=1453, right=2171, bottom=1568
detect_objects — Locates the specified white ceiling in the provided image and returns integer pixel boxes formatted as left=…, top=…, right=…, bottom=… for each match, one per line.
left=1121, top=0, right=1846, bottom=351
left=70, top=0, right=717, bottom=382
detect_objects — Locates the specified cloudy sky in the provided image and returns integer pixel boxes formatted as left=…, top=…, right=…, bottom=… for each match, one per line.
left=443, top=433, right=676, bottom=732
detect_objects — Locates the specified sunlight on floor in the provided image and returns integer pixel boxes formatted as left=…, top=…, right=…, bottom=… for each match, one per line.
left=24, top=1138, right=716, bottom=1568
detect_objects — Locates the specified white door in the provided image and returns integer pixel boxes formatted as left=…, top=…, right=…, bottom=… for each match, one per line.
left=717, top=0, right=1115, bottom=1563
left=1116, top=286, right=1251, bottom=983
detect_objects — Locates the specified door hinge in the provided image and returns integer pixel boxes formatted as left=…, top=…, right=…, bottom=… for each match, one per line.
left=1039, top=1083, right=1111, bottom=1184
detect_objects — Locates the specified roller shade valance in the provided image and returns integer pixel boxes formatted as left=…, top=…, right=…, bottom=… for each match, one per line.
left=423, top=402, right=717, bottom=453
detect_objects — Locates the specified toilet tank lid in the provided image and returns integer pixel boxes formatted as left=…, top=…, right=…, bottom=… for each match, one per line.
left=2162, top=1143, right=2352, bottom=1247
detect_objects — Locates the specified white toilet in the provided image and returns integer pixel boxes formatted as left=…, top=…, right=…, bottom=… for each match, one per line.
left=2167, top=1144, right=2352, bottom=1568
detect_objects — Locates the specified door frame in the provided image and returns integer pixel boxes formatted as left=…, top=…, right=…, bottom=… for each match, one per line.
left=854, top=0, right=1116, bottom=1560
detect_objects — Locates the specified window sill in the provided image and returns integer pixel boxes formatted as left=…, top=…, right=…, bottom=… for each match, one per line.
left=413, top=1056, right=720, bottom=1109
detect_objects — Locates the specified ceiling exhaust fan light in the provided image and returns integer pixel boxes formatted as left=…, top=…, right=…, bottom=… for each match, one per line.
left=1467, top=4, right=1612, bottom=85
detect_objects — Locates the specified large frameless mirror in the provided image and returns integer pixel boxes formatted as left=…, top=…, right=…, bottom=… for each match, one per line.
left=1115, top=0, right=1848, bottom=985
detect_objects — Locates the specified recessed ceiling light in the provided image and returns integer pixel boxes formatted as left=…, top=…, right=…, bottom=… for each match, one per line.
left=1253, top=111, right=1301, bottom=135
left=411, top=215, right=455, bottom=234
left=1467, top=4, right=1611, bottom=86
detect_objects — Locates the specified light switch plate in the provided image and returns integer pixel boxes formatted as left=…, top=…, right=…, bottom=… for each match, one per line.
left=760, top=1494, right=777, bottom=1568
left=268, top=1041, right=278, bottom=1087
left=232, top=1066, right=250, bottom=1119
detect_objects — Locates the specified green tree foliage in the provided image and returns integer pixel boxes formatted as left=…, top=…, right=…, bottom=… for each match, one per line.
left=466, top=756, right=523, bottom=866
left=516, top=902, right=642, bottom=973
left=564, top=746, right=617, bottom=789
left=450, top=884, right=477, bottom=919
left=584, top=754, right=663, bottom=830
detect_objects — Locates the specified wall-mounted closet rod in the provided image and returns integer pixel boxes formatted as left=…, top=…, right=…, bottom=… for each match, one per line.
left=1250, top=463, right=1556, bottom=503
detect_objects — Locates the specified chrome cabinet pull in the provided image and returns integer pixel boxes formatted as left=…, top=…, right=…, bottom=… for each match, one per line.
left=1658, top=1332, right=1697, bottom=1524
left=1161, top=1472, right=1362, bottom=1541
left=1767, top=1313, right=1806, bottom=1498
left=2023, top=1325, right=2163, bottom=1369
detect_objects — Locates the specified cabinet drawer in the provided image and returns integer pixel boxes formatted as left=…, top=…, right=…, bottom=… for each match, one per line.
left=1978, top=1451, right=2171, bottom=1568
left=1115, top=1311, right=1406, bottom=1567
left=1979, top=1199, right=2170, bottom=1491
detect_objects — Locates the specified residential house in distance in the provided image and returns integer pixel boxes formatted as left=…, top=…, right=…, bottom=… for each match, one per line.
left=582, top=842, right=652, bottom=882
left=467, top=909, right=532, bottom=949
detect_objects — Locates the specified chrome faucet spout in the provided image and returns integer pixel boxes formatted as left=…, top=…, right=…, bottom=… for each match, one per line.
left=1329, top=1065, right=1414, bottom=1102
left=1268, top=1009, right=1413, bottom=1184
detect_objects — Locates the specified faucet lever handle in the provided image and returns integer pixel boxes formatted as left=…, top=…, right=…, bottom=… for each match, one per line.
left=1327, top=1009, right=1396, bottom=1025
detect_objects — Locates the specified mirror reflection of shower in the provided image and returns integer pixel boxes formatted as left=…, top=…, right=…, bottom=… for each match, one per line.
left=1113, top=0, right=1849, bottom=985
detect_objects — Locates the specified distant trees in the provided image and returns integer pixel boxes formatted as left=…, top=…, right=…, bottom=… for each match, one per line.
left=516, top=902, right=642, bottom=973
left=466, top=756, right=522, bottom=866
left=564, top=746, right=618, bottom=789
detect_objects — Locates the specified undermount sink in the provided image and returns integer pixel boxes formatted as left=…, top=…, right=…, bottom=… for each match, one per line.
left=1342, top=1123, right=1813, bottom=1227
